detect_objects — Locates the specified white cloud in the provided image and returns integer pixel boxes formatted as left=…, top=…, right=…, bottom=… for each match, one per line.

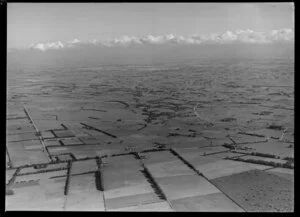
left=268, top=28, right=294, bottom=41
left=235, top=29, right=269, bottom=44
left=112, top=36, right=142, bottom=46
left=220, top=30, right=238, bottom=42
left=29, top=28, right=294, bottom=51
left=30, top=41, right=64, bottom=51
left=68, top=38, right=80, bottom=44
left=140, top=35, right=164, bottom=44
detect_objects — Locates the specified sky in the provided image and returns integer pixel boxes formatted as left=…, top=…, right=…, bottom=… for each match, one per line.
left=8, top=3, right=294, bottom=49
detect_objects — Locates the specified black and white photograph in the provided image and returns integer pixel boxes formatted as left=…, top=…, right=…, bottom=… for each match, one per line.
left=6, top=2, right=294, bottom=212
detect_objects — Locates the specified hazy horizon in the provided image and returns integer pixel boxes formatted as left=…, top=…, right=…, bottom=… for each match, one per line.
left=8, top=43, right=294, bottom=70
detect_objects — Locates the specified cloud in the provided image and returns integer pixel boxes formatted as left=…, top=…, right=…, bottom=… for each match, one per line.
left=29, top=41, right=64, bottom=51
left=29, top=28, right=294, bottom=51
left=234, top=29, right=269, bottom=44
left=68, top=38, right=80, bottom=44
left=220, top=30, right=238, bottom=42
left=140, top=35, right=164, bottom=44
left=268, top=28, right=294, bottom=41
left=112, top=36, right=142, bottom=46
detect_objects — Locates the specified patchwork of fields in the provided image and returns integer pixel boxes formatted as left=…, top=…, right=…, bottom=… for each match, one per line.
left=6, top=60, right=294, bottom=211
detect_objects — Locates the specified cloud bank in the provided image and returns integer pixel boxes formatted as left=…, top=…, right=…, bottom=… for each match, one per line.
left=29, top=28, right=294, bottom=51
